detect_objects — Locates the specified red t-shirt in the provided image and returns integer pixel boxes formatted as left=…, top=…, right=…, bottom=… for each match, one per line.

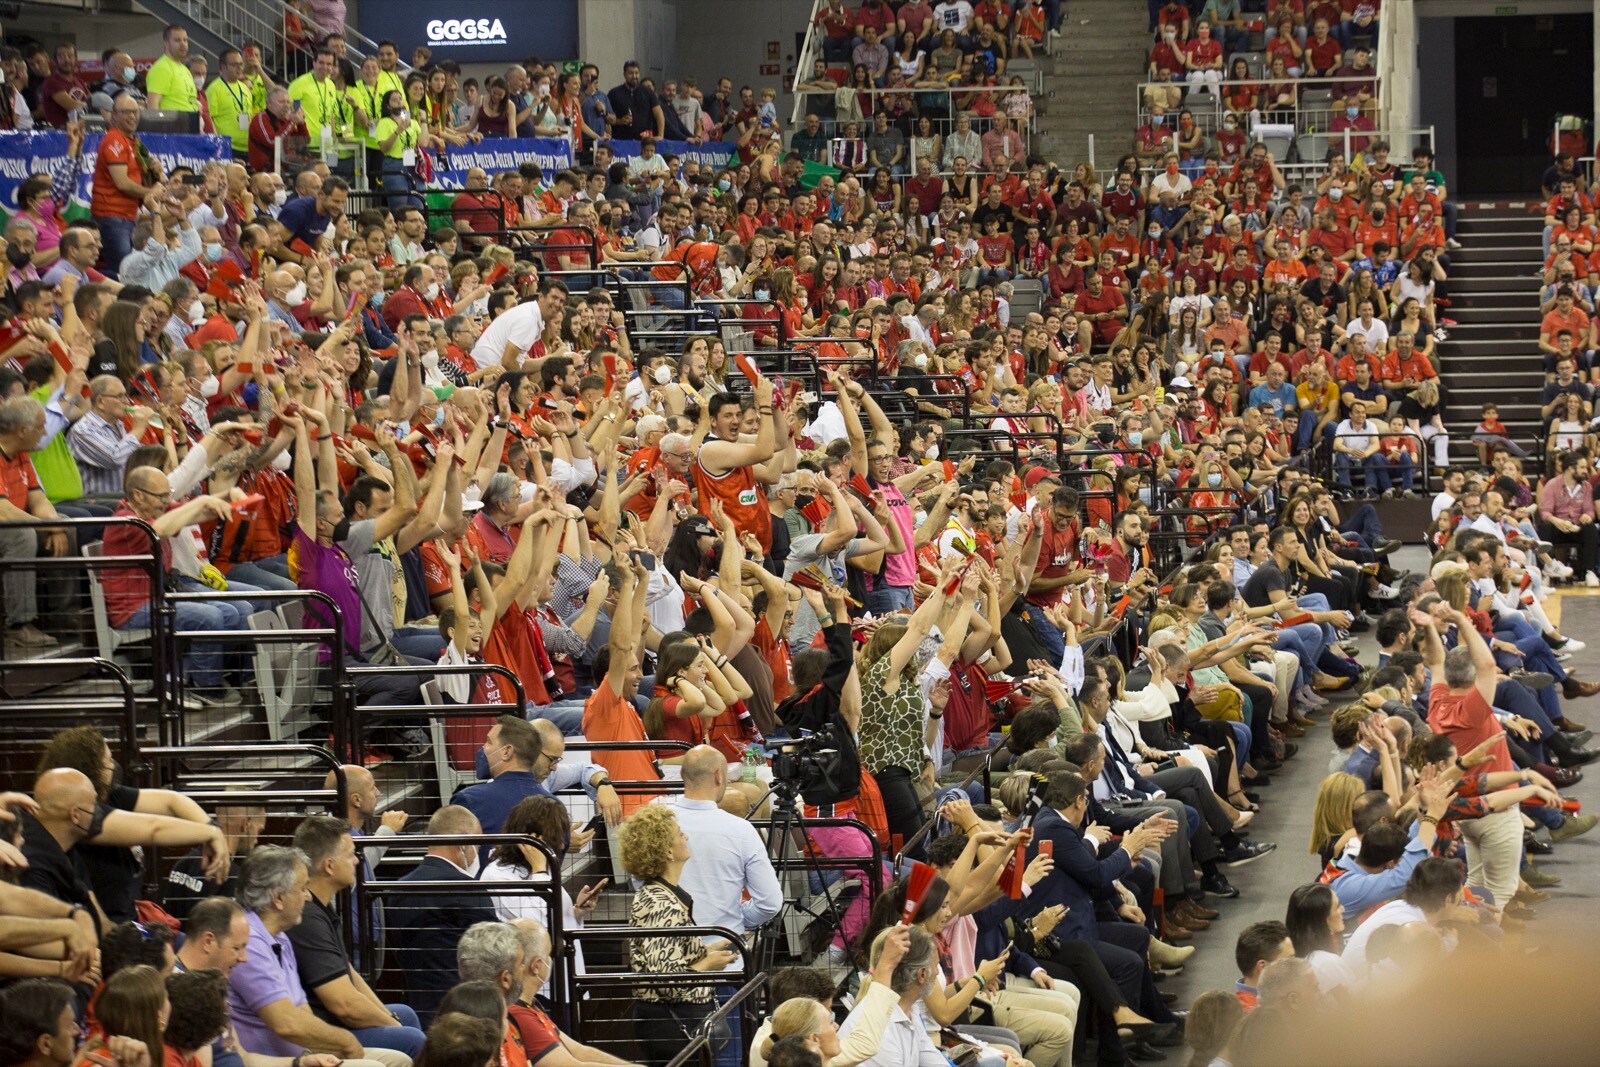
left=1430, top=682, right=1513, bottom=775
left=977, top=233, right=1015, bottom=266
left=1026, top=516, right=1080, bottom=608
left=103, top=504, right=167, bottom=626
left=0, top=448, right=40, bottom=510
left=92, top=128, right=145, bottom=221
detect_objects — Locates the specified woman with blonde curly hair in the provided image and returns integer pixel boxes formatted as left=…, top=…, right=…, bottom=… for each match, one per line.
left=619, top=804, right=741, bottom=1066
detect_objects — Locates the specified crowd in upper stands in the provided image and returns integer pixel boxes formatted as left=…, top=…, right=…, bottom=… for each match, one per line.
left=5, top=1, right=1600, bottom=1066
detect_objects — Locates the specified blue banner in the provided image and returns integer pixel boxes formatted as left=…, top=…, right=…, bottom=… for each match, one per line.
left=609, top=139, right=740, bottom=173
left=0, top=130, right=232, bottom=212
left=429, top=138, right=575, bottom=188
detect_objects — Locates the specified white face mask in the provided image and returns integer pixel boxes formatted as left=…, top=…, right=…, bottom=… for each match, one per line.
left=653, top=364, right=673, bottom=385
left=188, top=299, right=206, bottom=324
left=925, top=443, right=939, bottom=460
left=198, top=375, right=221, bottom=398
left=273, top=189, right=288, bottom=207
left=913, top=352, right=929, bottom=369
left=284, top=282, right=308, bottom=305
left=421, top=349, right=440, bottom=368
left=424, top=282, right=440, bottom=300
left=270, top=448, right=292, bottom=472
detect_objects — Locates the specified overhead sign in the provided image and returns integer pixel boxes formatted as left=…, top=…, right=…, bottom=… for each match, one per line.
left=357, top=0, right=578, bottom=64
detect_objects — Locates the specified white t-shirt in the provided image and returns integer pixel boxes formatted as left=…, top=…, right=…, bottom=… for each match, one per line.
left=934, top=0, right=974, bottom=32
left=1345, top=315, right=1389, bottom=352
left=471, top=301, right=545, bottom=368
left=1341, top=899, right=1426, bottom=976
left=1333, top=419, right=1375, bottom=453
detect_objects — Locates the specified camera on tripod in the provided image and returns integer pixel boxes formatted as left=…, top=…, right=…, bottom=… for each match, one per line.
left=763, top=728, right=838, bottom=793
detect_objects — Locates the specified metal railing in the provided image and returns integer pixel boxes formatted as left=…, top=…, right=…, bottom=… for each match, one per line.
left=796, top=84, right=1036, bottom=166
left=1135, top=75, right=1384, bottom=141
left=664, top=973, right=768, bottom=1067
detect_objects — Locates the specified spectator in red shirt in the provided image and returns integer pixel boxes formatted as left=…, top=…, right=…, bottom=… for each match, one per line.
left=0, top=395, right=71, bottom=654
left=247, top=86, right=309, bottom=174
left=93, top=95, right=164, bottom=278
left=1149, top=26, right=1187, bottom=78
left=814, top=0, right=855, bottom=61
left=38, top=43, right=89, bottom=127
left=1329, top=91, right=1375, bottom=153
left=1304, top=17, right=1343, bottom=75
left=1074, top=269, right=1127, bottom=351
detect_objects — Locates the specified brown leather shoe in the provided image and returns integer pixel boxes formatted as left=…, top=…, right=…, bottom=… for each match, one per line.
left=1560, top=718, right=1589, bottom=732
left=1161, top=911, right=1195, bottom=940
left=1282, top=722, right=1307, bottom=738
left=1184, top=898, right=1221, bottom=920
left=1173, top=900, right=1212, bottom=929
left=1287, top=710, right=1315, bottom=728
left=1562, top=678, right=1600, bottom=700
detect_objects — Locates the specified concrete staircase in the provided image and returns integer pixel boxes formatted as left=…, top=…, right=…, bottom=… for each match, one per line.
left=1439, top=205, right=1546, bottom=463
left=1032, top=0, right=1151, bottom=167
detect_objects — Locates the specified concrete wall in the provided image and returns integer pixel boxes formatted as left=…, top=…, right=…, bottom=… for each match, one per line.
left=1415, top=17, right=1458, bottom=184
left=669, top=0, right=814, bottom=116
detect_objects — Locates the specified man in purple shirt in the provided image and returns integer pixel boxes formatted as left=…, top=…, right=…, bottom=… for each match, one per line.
left=226, top=844, right=406, bottom=1067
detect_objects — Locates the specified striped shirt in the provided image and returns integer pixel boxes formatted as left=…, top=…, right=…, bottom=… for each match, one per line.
left=66, top=411, right=139, bottom=496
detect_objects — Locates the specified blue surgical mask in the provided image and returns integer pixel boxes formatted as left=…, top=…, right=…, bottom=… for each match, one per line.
left=718, top=179, right=731, bottom=191
left=1151, top=114, right=1164, bottom=126
left=123, top=66, right=137, bottom=83
left=1127, top=430, right=1143, bottom=447
left=204, top=242, right=224, bottom=263
left=474, top=747, right=492, bottom=780
left=755, top=288, right=770, bottom=300
left=369, top=290, right=386, bottom=307
left=1207, top=471, right=1223, bottom=487
left=1346, top=106, right=1360, bottom=118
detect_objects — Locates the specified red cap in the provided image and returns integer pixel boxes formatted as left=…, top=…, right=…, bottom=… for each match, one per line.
left=1024, top=466, right=1056, bottom=488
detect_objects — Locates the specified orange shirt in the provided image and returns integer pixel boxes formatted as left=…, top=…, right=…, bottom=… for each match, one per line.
left=1542, top=306, right=1591, bottom=343
left=692, top=450, right=773, bottom=553
left=582, top=675, right=662, bottom=815
left=1262, top=257, right=1308, bottom=287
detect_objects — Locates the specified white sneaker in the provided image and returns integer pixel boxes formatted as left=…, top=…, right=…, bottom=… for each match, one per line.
left=1587, top=571, right=1599, bottom=588
left=1565, top=638, right=1587, bottom=652
left=1548, top=560, right=1574, bottom=579
left=1447, top=237, right=1463, bottom=249
left=1371, top=582, right=1400, bottom=600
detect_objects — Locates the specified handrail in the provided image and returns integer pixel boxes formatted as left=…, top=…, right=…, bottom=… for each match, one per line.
left=0, top=657, right=140, bottom=770
left=789, top=0, right=830, bottom=128
left=664, top=972, right=768, bottom=1067
left=563, top=924, right=756, bottom=1045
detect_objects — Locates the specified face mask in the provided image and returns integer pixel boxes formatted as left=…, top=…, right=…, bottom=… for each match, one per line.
left=424, top=282, right=440, bottom=300
left=188, top=298, right=206, bottom=324
left=1151, top=114, right=1164, bottom=126
left=1207, top=471, right=1223, bottom=487
left=1166, top=164, right=1179, bottom=176
left=652, top=363, right=674, bottom=385
left=33, top=197, right=56, bottom=218
left=461, top=848, right=482, bottom=877
left=1148, top=227, right=1161, bottom=238
left=1223, top=120, right=1236, bottom=131
left=1201, top=224, right=1213, bottom=235
left=431, top=405, right=447, bottom=428
left=1127, top=430, right=1143, bottom=447
left=370, top=290, right=386, bottom=308
left=198, top=374, right=221, bottom=398
left=718, top=179, right=731, bottom=191
left=284, top=282, right=308, bottom=305
left=1165, top=30, right=1176, bottom=39
left=204, top=241, right=225, bottom=262
left=1329, top=187, right=1343, bottom=201
left=755, top=288, right=770, bottom=300
left=924, top=443, right=939, bottom=460
left=5, top=245, right=28, bottom=268
left=1346, top=106, right=1360, bottom=118
left=1095, top=425, right=1115, bottom=445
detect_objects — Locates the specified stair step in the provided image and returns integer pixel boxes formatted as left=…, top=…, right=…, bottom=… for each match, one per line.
left=1451, top=276, right=1543, bottom=292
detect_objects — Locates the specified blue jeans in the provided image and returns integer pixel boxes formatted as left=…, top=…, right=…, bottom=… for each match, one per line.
left=351, top=1004, right=425, bottom=1058
left=224, top=560, right=297, bottom=592
left=1273, top=622, right=1324, bottom=688
left=531, top=699, right=586, bottom=735
left=392, top=625, right=446, bottom=661
left=123, top=599, right=232, bottom=687
left=98, top=217, right=137, bottom=279
left=380, top=159, right=422, bottom=210
left=863, top=584, right=914, bottom=614
left=1336, top=453, right=1390, bottom=493
left=713, top=984, right=742, bottom=1067
left=1025, top=605, right=1066, bottom=663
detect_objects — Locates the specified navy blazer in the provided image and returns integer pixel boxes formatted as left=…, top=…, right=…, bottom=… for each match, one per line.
left=1020, top=806, right=1131, bottom=943
left=390, top=855, right=500, bottom=1023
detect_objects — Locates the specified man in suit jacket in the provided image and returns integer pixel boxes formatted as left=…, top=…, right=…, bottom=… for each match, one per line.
left=1020, top=771, right=1180, bottom=1038
left=389, top=805, right=499, bottom=1024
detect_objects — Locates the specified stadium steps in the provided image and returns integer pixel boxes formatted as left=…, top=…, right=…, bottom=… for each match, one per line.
left=1032, top=0, right=1152, bottom=165
left=1439, top=204, right=1547, bottom=461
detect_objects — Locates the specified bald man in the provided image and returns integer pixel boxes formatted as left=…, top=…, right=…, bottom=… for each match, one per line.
left=263, top=269, right=305, bottom=329
left=391, top=806, right=499, bottom=1023
left=23, top=768, right=230, bottom=933
left=664, top=746, right=781, bottom=1064
left=324, top=764, right=406, bottom=975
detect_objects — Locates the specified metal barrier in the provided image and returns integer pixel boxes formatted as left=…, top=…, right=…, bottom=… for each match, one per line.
left=564, top=923, right=757, bottom=1062
left=664, top=972, right=769, bottom=1067
left=1134, top=75, right=1385, bottom=142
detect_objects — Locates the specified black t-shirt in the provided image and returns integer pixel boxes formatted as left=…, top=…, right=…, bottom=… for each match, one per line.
left=774, top=623, right=860, bottom=805
left=19, top=813, right=100, bottom=931
left=79, top=783, right=143, bottom=925
left=89, top=340, right=123, bottom=380
left=972, top=201, right=1015, bottom=231
left=287, top=894, right=353, bottom=1025
left=1544, top=379, right=1592, bottom=406
left=1001, top=603, right=1054, bottom=666
left=1241, top=558, right=1289, bottom=610
left=1300, top=278, right=1346, bottom=313
left=163, top=843, right=237, bottom=922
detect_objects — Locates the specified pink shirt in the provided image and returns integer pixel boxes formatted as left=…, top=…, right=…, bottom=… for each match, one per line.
left=868, top=481, right=918, bottom=591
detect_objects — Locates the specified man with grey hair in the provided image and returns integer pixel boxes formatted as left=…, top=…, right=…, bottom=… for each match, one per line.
left=1255, top=955, right=1318, bottom=1011
left=4, top=216, right=40, bottom=288
left=225, top=846, right=408, bottom=1067
left=502, top=919, right=633, bottom=1065
left=455, top=921, right=522, bottom=996
left=1418, top=604, right=1524, bottom=909
left=840, top=925, right=945, bottom=1066
left=0, top=394, right=69, bottom=653
left=67, top=374, right=151, bottom=497
left=117, top=197, right=202, bottom=291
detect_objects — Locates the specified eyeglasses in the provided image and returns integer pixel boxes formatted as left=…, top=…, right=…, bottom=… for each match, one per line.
left=135, top=487, right=173, bottom=505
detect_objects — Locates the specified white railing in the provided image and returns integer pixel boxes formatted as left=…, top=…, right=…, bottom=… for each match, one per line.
left=789, top=0, right=829, bottom=128
left=789, top=83, right=1036, bottom=160
left=161, top=0, right=402, bottom=72
left=1134, top=74, right=1383, bottom=140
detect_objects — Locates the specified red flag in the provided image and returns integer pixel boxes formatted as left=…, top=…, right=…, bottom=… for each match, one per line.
left=900, top=861, right=937, bottom=925
left=734, top=353, right=761, bottom=386
left=484, top=262, right=510, bottom=287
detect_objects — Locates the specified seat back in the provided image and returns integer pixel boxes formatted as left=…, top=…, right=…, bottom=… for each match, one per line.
left=421, top=678, right=470, bottom=805
left=81, top=540, right=148, bottom=663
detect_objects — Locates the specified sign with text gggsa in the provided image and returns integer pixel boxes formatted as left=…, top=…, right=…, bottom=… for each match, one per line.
left=357, top=0, right=578, bottom=64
